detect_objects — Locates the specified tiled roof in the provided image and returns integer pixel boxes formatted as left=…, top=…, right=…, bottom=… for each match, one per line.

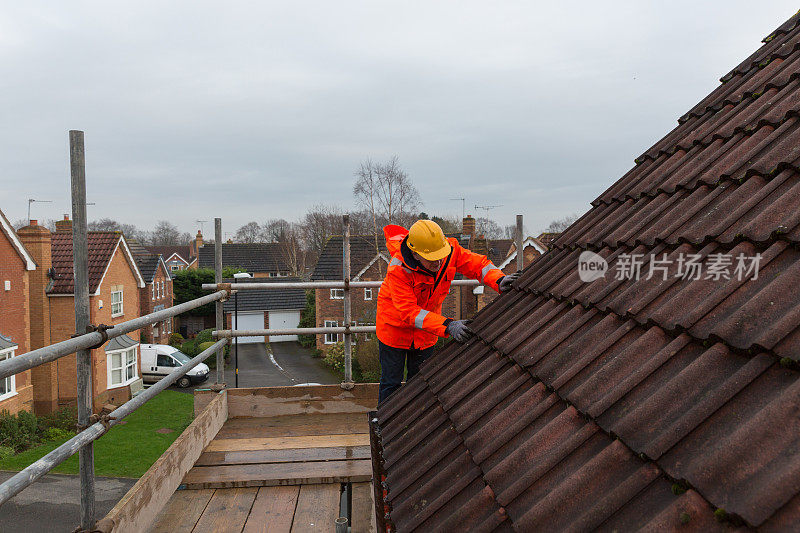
left=486, top=239, right=513, bottom=265
left=374, top=13, right=800, bottom=531
left=50, top=232, right=122, bottom=294
left=0, top=333, right=17, bottom=351
left=104, top=334, right=138, bottom=352
left=222, top=277, right=306, bottom=312
left=311, top=235, right=387, bottom=280
left=198, top=243, right=290, bottom=273
left=127, top=238, right=161, bottom=282
left=148, top=246, right=191, bottom=263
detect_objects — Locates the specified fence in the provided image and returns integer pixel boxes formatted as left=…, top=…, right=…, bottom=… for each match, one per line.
left=0, top=130, right=525, bottom=530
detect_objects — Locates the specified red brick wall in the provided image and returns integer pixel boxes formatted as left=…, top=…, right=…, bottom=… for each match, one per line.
left=0, top=230, right=33, bottom=415
left=49, top=244, right=142, bottom=411
left=140, top=262, right=173, bottom=344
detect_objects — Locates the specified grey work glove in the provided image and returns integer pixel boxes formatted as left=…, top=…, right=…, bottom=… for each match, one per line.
left=498, top=271, right=522, bottom=293
left=446, top=319, right=474, bottom=343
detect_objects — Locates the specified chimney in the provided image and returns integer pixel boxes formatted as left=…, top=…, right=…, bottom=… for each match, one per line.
left=472, top=234, right=488, bottom=256
left=462, top=215, right=475, bottom=237
left=191, top=230, right=203, bottom=259
left=226, top=238, right=233, bottom=244
left=17, top=222, right=57, bottom=413
left=54, top=214, right=72, bottom=233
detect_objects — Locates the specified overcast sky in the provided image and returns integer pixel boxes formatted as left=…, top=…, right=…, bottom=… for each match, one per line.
left=1, top=1, right=797, bottom=237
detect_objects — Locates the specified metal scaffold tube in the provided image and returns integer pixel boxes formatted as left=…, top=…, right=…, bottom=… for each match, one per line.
left=214, top=326, right=376, bottom=338
left=516, top=214, right=524, bottom=272
left=70, top=130, right=95, bottom=530
left=0, top=339, right=228, bottom=507
left=215, top=217, right=224, bottom=385
left=342, top=214, right=354, bottom=388
left=200, top=279, right=481, bottom=291
left=0, top=290, right=229, bottom=382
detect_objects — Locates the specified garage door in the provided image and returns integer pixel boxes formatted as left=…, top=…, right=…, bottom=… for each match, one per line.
left=234, top=311, right=265, bottom=344
left=268, top=310, right=301, bottom=342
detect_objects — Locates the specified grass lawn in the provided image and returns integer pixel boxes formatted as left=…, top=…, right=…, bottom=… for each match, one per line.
left=0, top=390, right=194, bottom=478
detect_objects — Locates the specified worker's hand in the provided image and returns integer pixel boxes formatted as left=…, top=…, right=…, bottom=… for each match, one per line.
left=446, top=319, right=474, bottom=343
left=498, top=271, right=522, bottom=293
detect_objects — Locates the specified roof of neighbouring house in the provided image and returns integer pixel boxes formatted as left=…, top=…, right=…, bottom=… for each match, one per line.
left=0, top=333, right=17, bottom=351
left=127, top=238, right=167, bottom=283
left=148, top=246, right=191, bottom=264
left=50, top=232, right=145, bottom=295
left=536, top=231, right=561, bottom=247
left=486, top=239, right=513, bottom=265
left=373, top=13, right=800, bottom=532
left=311, top=235, right=387, bottom=280
left=198, top=243, right=290, bottom=273
left=222, top=277, right=306, bottom=312
left=0, top=208, right=36, bottom=271
left=496, top=236, right=548, bottom=270
left=104, top=334, right=139, bottom=352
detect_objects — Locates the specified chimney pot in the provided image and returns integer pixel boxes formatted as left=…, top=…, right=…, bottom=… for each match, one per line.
left=63, top=214, right=69, bottom=221
left=30, top=219, right=38, bottom=226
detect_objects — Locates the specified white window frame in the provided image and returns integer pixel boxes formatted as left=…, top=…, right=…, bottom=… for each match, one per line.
left=151, top=283, right=155, bottom=301
left=324, top=320, right=340, bottom=344
left=111, top=286, right=124, bottom=317
left=170, top=265, right=179, bottom=271
left=363, top=323, right=374, bottom=341
left=330, top=288, right=344, bottom=300
left=364, top=288, right=372, bottom=300
left=106, top=346, right=138, bottom=389
left=0, top=346, right=17, bottom=401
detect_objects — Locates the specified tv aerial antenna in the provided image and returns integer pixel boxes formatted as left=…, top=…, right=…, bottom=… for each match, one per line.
left=450, top=198, right=465, bottom=219
left=196, top=220, right=208, bottom=233
left=474, top=204, right=503, bottom=217
left=27, top=198, right=53, bottom=221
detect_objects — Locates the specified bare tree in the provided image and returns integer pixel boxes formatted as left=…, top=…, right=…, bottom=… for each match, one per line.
left=544, top=213, right=579, bottom=233
left=235, top=221, right=262, bottom=243
left=476, top=217, right=504, bottom=239
left=262, top=219, right=293, bottom=243
left=431, top=215, right=461, bottom=234
left=503, top=223, right=529, bottom=241
left=150, top=220, right=190, bottom=246
left=300, top=204, right=342, bottom=259
left=87, top=218, right=143, bottom=241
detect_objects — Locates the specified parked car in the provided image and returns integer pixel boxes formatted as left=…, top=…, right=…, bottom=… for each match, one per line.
left=140, top=344, right=209, bottom=388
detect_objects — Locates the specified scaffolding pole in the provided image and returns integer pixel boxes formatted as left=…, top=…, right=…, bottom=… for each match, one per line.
left=215, top=218, right=224, bottom=385
left=200, top=279, right=481, bottom=291
left=342, top=215, right=354, bottom=388
left=214, top=326, right=376, bottom=338
left=516, top=214, right=524, bottom=272
left=70, top=130, right=95, bottom=530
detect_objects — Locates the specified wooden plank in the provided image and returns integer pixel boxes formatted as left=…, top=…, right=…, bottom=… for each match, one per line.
left=217, top=412, right=368, bottom=439
left=196, top=445, right=371, bottom=467
left=182, top=459, right=372, bottom=489
left=192, top=487, right=258, bottom=533
left=147, top=488, right=214, bottom=533
left=97, top=390, right=228, bottom=533
left=291, top=484, right=341, bottom=532
left=242, top=485, right=300, bottom=533
left=351, top=482, right=376, bottom=533
left=227, top=384, right=378, bottom=418
left=206, top=433, right=370, bottom=453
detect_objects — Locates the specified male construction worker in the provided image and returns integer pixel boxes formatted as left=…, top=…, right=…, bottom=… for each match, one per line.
left=376, top=219, right=521, bottom=403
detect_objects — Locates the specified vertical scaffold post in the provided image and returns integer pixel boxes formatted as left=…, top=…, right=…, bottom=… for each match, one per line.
left=516, top=214, right=524, bottom=272
left=342, top=214, right=354, bottom=387
left=215, top=217, right=224, bottom=385
left=70, top=130, right=95, bottom=530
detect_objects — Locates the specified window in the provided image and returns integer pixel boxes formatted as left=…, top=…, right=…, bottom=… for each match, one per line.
left=330, top=289, right=344, bottom=299
left=111, top=286, right=123, bottom=317
left=0, top=347, right=17, bottom=400
left=364, top=288, right=372, bottom=300
left=269, top=272, right=277, bottom=277
left=107, top=347, right=137, bottom=388
left=151, top=283, right=155, bottom=301
left=170, top=265, right=179, bottom=271
left=153, top=322, right=160, bottom=338
left=363, top=323, right=375, bottom=341
left=324, top=320, right=340, bottom=344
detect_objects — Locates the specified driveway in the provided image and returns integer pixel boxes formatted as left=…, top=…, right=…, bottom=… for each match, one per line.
left=223, top=341, right=339, bottom=387
left=0, top=472, right=136, bottom=532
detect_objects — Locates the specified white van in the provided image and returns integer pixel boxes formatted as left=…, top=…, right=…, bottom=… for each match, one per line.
left=140, top=344, right=210, bottom=388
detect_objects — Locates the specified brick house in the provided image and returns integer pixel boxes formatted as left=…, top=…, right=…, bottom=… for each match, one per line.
left=198, top=242, right=291, bottom=277
left=0, top=208, right=36, bottom=415
left=476, top=236, right=547, bottom=310
left=18, top=218, right=145, bottom=413
left=311, top=235, right=388, bottom=352
left=149, top=246, right=194, bottom=274
left=128, top=240, right=174, bottom=344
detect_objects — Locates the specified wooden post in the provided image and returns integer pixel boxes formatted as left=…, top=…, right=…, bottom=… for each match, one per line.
left=342, top=215, right=354, bottom=388
left=516, top=214, right=524, bottom=271
left=215, top=218, right=224, bottom=385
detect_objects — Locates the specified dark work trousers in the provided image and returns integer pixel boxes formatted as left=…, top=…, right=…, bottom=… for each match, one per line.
left=378, top=340, right=435, bottom=404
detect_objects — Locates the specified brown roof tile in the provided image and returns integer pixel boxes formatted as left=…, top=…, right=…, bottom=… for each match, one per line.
left=373, top=12, right=800, bottom=531
left=50, top=231, right=124, bottom=294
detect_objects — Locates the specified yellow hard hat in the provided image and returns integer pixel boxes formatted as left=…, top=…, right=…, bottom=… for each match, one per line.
left=407, top=220, right=451, bottom=261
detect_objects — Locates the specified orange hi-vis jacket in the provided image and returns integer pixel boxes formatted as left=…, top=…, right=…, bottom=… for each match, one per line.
left=376, top=224, right=505, bottom=350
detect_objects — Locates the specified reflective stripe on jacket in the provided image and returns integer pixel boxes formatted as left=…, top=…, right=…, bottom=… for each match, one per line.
left=376, top=224, right=505, bottom=350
